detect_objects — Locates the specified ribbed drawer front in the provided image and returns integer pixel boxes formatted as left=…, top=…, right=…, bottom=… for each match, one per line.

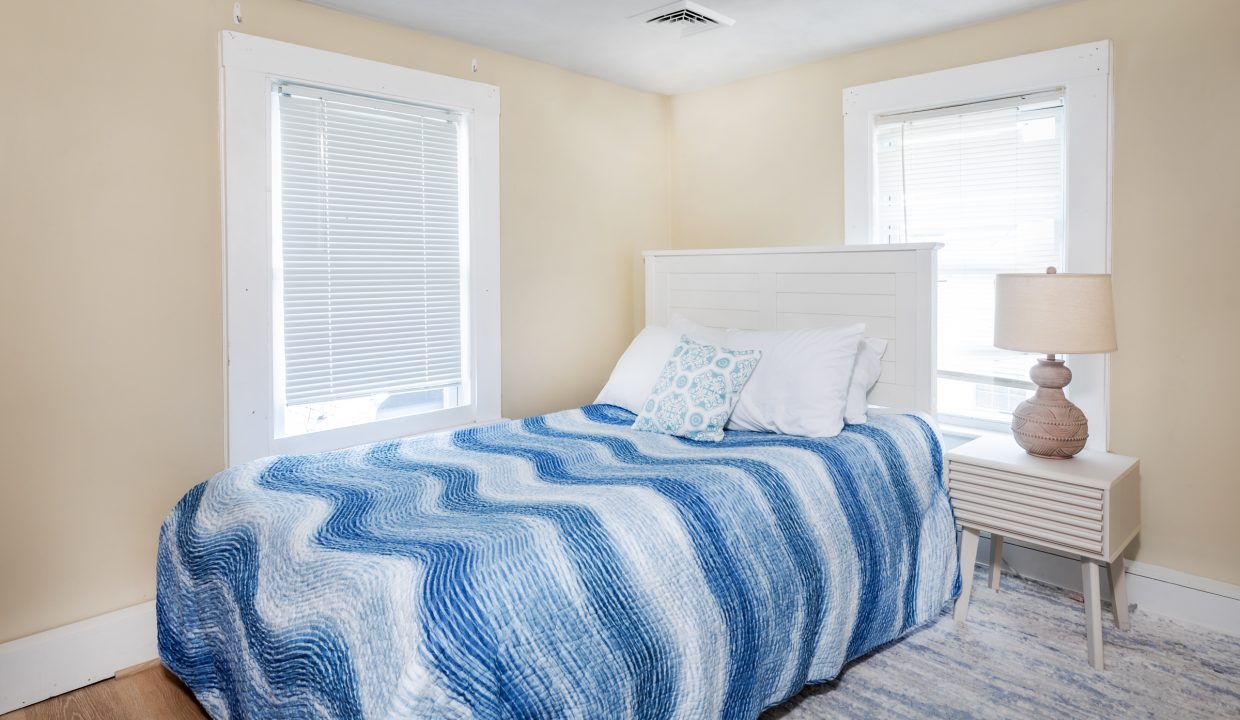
left=949, top=462, right=1105, bottom=555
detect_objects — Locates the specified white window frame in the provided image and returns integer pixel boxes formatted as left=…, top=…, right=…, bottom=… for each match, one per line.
left=221, top=31, right=501, bottom=465
left=843, top=41, right=1112, bottom=450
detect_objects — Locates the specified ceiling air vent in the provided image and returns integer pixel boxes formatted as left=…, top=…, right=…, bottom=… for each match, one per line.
left=631, top=1, right=736, bottom=37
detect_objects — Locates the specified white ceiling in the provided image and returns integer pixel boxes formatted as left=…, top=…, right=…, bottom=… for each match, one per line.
left=305, top=0, right=1068, bottom=95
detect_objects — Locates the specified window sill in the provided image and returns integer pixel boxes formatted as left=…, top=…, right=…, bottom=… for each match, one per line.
left=269, top=405, right=482, bottom=459
left=939, top=421, right=1009, bottom=451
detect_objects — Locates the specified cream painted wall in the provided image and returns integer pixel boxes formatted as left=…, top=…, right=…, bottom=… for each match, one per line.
left=669, top=0, right=1240, bottom=585
left=0, top=0, right=669, bottom=643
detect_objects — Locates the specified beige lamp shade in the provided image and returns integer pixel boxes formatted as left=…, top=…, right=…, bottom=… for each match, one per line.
left=994, top=270, right=1117, bottom=354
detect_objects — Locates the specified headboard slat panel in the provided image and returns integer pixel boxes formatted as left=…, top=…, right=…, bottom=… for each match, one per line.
left=645, top=244, right=940, bottom=415
left=777, top=273, right=897, bottom=295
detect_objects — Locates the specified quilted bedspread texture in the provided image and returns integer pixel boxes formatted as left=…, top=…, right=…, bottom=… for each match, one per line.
left=157, top=405, right=959, bottom=719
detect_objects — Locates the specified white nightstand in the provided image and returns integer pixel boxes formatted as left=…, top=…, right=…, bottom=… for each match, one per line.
left=947, top=435, right=1140, bottom=670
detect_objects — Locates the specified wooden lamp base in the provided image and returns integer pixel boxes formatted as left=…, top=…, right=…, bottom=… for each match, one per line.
left=1010, top=355, right=1088, bottom=458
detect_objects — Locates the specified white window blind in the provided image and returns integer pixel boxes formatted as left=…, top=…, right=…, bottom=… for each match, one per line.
left=873, top=90, right=1065, bottom=423
left=275, top=82, right=465, bottom=412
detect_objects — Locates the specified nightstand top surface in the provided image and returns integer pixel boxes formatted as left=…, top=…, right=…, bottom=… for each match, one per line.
left=946, top=434, right=1138, bottom=489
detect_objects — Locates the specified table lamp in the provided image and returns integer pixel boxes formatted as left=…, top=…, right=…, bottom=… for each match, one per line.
left=994, top=268, right=1117, bottom=458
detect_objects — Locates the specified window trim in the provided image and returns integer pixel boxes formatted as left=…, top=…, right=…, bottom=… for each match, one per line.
left=221, top=31, right=501, bottom=465
left=843, top=41, right=1113, bottom=450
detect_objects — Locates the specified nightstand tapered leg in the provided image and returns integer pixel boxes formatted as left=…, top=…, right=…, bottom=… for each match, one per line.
left=954, top=527, right=981, bottom=624
left=1082, top=559, right=1104, bottom=670
left=988, top=534, right=1003, bottom=591
left=1108, top=559, right=1131, bottom=631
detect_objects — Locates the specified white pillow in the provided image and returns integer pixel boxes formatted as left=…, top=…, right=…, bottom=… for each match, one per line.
left=595, top=326, right=680, bottom=414
left=723, top=324, right=865, bottom=437
left=595, top=320, right=728, bottom=414
left=668, top=313, right=727, bottom=345
left=844, top=337, right=889, bottom=425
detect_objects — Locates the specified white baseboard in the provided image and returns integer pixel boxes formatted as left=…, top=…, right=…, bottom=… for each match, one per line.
left=2, top=543, right=1236, bottom=714
left=976, top=533, right=1240, bottom=636
left=0, top=600, right=158, bottom=714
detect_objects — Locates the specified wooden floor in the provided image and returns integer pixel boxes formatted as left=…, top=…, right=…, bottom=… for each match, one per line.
left=2, top=664, right=207, bottom=720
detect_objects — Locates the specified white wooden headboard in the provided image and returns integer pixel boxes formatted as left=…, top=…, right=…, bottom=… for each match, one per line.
left=644, top=243, right=941, bottom=414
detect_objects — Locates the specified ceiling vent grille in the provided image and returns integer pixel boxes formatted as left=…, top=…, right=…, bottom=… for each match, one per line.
left=650, top=8, right=718, bottom=27
left=631, top=1, right=736, bottom=37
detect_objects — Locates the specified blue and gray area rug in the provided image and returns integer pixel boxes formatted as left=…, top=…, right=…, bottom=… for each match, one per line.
left=769, top=569, right=1240, bottom=719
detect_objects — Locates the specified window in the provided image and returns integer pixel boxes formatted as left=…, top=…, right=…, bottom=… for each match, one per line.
left=275, top=84, right=467, bottom=438
left=873, top=91, right=1065, bottom=426
left=843, top=42, right=1111, bottom=445
left=222, top=32, right=500, bottom=464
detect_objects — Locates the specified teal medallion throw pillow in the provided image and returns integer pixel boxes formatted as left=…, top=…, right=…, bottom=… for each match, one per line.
left=632, top=335, right=761, bottom=442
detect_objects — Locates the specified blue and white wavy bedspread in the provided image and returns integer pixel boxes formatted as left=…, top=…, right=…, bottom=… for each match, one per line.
left=157, top=405, right=959, bottom=720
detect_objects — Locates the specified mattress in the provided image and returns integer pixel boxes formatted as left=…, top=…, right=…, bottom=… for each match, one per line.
left=157, top=404, right=959, bottom=719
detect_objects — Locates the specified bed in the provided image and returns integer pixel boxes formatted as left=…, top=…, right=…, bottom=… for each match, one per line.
left=157, top=243, right=956, bottom=719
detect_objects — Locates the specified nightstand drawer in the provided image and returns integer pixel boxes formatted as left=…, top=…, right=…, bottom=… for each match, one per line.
left=952, top=506, right=1103, bottom=554
left=948, top=463, right=1105, bottom=554
left=950, top=491, right=1103, bottom=530
left=949, top=463, right=1103, bottom=503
